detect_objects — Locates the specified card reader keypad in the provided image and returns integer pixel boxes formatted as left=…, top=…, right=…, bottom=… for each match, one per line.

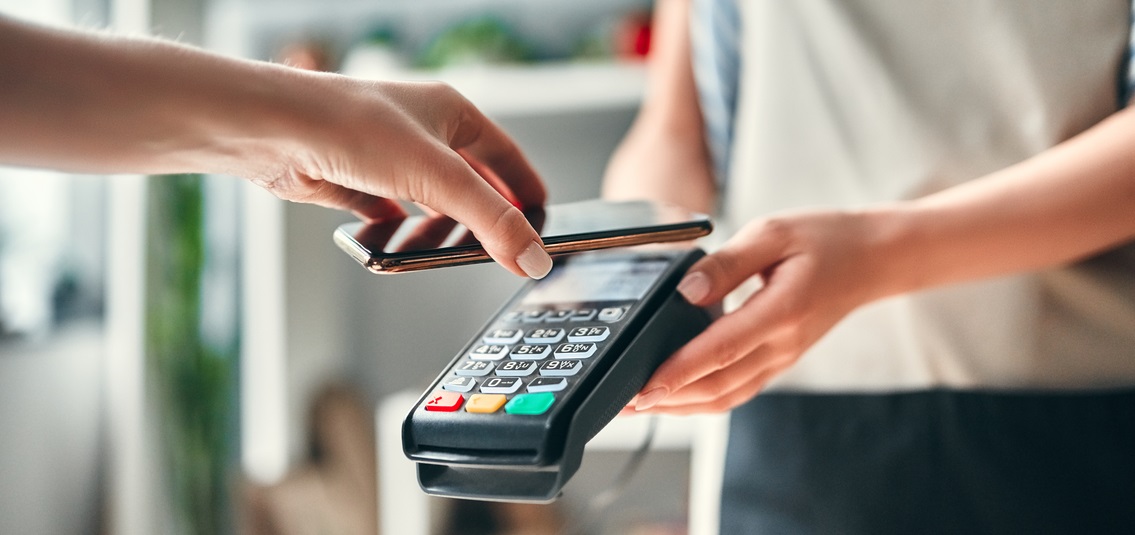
left=425, top=305, right=630, bottom=416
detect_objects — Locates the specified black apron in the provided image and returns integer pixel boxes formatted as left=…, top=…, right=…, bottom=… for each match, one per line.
left=719, top=390, right=1135, bottom=534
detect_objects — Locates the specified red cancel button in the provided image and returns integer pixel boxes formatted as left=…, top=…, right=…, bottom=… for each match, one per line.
left=424, top=391, right=464, bottom=412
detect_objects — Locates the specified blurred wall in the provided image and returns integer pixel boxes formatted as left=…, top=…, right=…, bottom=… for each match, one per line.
left=0, top=325, right=104, bottom=535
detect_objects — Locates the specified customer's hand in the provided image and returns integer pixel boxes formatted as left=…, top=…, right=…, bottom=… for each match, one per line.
left=630, top=210, right=889, bottom=414
left=249, top=76, right=551, bottom=279
left=0, top=17, right=552, bottom=278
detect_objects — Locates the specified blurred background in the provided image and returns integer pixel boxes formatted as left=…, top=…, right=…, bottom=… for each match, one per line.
left=0, top=0, right=726, bottom=534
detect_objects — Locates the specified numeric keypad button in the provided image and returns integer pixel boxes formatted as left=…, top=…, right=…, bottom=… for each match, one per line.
left=483, top=329, right=522, bottom=344
left=527, top=377, right=568, bottom=393
left=454, top=360, right=494, bottom=377
left=567, top=326, right=610, bottom=343
left=539, top=359, right=582, bottom=377
left=497, top=360, right=537, bottom=377
left=510, top=344, right=551, bottom=360
left=480, top=377, right=523, bottom=395
left=524, top=328, right=565, bottom=344
left=468, top=344, right=508, bottom=361
left=441, top=376, right=477, bottom=393
left=554, top=343, right=597, bottom=359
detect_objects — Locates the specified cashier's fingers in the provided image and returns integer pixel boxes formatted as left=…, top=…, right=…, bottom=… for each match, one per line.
left=636, top=246, right=835, bottom=411
left=417, top=155, right=551, bottom=279
left=676, top=220, right=794, bottom=306
left=638, top=351, right=795, bottom=414
left=633, top=366, right=781, bottom=416
left=632, top=288, right=784, bottom=410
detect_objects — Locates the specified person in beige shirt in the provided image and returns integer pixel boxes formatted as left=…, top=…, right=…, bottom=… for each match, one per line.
left=608, top=0, right=1135, bottom=531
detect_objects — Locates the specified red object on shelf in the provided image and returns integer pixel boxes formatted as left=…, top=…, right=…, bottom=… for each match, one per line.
left=616, top=11, right=652, bottom=59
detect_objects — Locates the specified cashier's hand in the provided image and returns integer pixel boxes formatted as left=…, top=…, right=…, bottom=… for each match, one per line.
left=258, top=77, right=552, bottom=279
left=629, top=210, right=885, bottom=414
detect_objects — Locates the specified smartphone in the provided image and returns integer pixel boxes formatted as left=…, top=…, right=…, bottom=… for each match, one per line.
left=332, top=199, right=713, bottom=274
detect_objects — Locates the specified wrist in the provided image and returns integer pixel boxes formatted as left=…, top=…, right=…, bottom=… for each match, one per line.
left=852, top=204, right=927, bottom=302
left=191, top=61, right=334, bottom=181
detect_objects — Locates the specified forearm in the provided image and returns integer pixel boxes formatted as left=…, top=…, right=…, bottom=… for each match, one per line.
left=0, top=17, right=557, bottom=278
left=869, top=105, right=1135, bottom=298
left=603, top=0, right=716, bottom=213
left=0, top=16, right=320, bottom=177
left=635, top=0, right=705, bottom=138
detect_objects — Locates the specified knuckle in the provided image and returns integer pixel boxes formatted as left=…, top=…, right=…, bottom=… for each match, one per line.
left=785, top=328, right=810, bottom=352
left=777, top=297, right=807, bottom=325
left=425, top=80, right=459, bottom=97
left=399, top=162, right=433, bottom=204
left=405, top=151, right=462, bottom=205
left=701, top=243, right=741, bottom=275
left=423, top=81, right=469, bottom=115
left=759, top=216, right=795, bottom=246
left=416, top=80, right=458, bottom=104
left=707, top=347, right=740, bottom=373
left=777, top=304, right=820, bottom=352
left=484, top=204, right=530, bottom=250
left=261, top=170, right=316, bottom=202
left=695, top=254, right=726, bottom=281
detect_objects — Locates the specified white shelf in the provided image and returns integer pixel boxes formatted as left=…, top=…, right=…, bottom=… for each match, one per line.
left=341, top=48, right=647, bottom=118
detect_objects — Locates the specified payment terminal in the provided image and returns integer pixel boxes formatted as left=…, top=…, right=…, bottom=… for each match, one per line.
left=402, top=248, right=713, bottom=503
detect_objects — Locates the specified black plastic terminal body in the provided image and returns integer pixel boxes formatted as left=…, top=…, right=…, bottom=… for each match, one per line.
left=401, top=248, right=713, bottom=503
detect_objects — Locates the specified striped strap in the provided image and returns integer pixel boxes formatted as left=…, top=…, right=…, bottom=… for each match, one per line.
left=690, top=0, right=741, bottom=186
left=1126, top=1, right=1134, bottom=105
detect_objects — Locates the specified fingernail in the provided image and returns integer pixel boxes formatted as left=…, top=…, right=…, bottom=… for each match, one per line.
left=516, top=240, right=552, bottom=279
left=677, top=272, right=710, bottom=303
left=635, top=387, right=669, bottom=411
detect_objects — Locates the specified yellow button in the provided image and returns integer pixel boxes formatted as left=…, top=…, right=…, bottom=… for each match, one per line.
left=465, top=394, right=507, bottom=413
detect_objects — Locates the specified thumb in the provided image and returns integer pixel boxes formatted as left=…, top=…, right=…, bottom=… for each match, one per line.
left=676, top=221, right=790, bottom=304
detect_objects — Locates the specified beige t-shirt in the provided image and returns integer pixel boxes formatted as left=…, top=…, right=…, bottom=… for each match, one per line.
left=720, top=0, right=1135, bottom=391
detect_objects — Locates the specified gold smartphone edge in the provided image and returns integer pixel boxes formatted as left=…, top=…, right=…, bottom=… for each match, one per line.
left=368, top=225, right=712, bottom=274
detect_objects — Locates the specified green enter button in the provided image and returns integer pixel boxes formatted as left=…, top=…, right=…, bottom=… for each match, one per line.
left=505, top=392, right=555, bottom=415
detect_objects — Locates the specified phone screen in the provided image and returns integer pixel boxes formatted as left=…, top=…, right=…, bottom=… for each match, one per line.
left=333, top=199, right=712, bottom=273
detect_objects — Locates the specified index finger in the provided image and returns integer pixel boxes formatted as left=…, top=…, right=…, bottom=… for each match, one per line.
left=417, top=148, right=552, bottom=279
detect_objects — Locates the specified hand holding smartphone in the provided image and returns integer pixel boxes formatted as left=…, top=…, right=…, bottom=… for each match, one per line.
left=333, top=199, right=713, bottom=274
